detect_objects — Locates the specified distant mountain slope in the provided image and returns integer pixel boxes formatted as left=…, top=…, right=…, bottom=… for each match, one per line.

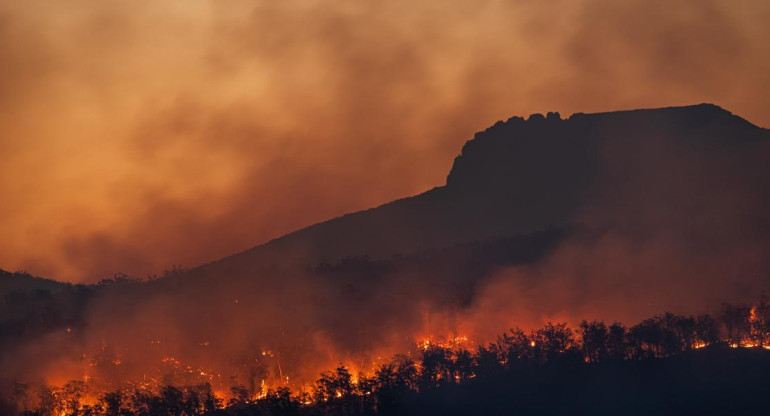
left=0, top=268, right=69, bottom=296
left=197, top=103, right=769, bottom=278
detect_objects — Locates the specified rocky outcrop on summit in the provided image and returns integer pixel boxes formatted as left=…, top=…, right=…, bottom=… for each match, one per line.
left=447, top=104, right=762, bottom=190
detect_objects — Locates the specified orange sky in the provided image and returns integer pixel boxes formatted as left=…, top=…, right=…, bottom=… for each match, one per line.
left=1, top=0, right=768, bottom=282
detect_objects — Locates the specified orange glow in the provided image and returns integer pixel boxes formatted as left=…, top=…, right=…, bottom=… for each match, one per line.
left=24, top=316, right=770, bottom=416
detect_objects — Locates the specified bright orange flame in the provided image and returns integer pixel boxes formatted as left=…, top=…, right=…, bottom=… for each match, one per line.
left=29, top=318, right=770, bottom=415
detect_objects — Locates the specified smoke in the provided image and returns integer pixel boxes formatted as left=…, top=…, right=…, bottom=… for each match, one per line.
left=1, top=0, right=769, bottom=281
left=1, top=260, right=439, bottom=396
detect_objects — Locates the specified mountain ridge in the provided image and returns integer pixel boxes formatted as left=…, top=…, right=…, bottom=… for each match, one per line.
left=2, top=103, right=764, bottom=283
left=194, top=103, right=768, bottom=279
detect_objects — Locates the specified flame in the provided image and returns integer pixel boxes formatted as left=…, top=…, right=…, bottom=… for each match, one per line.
left=29, top=327, right=770, bottom=416
left=20, top=302, right=770, bottom=415
left=417, top=334, right=473, bottom=351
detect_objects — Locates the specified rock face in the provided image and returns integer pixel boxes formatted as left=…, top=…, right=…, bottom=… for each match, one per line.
left=197, top=104, right=769, bottom=277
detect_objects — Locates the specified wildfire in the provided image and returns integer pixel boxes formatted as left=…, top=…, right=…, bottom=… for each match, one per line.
left=23, top=327, right=770, bottom=416
left=161, top=357, right=181, bottom=367
left=255, top=380, right=268, bottom=400
left=14, top=298, right=770, bottom=416
left=418, top=334, right=473, bottom=351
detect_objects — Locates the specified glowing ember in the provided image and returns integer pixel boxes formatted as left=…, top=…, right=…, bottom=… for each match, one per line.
left=8, top=299, right=770, bottom=415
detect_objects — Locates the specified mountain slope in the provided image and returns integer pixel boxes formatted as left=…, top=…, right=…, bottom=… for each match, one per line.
left=197, top=103, right=769, bottom=278
left=0, top=268, right=69, bottom=297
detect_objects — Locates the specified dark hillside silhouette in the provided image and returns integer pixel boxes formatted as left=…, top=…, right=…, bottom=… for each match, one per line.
left=196, top=104, right=769, bottom=282
left=0, top=269, right=68, bottom=296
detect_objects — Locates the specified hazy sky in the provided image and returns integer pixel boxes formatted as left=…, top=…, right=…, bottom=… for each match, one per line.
left=1, top=0, right=768, bottom=282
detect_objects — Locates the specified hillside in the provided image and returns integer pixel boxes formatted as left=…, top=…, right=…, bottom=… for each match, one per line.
left=196, top=104, right=769, bottom=279
left=0, top=269, right=69, bottom=297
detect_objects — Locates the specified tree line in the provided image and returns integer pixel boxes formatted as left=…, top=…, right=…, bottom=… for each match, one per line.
left=6, top=294, right=770, bottom=416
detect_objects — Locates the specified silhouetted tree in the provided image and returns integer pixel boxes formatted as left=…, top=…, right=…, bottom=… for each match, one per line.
left=474, top=345, right=503, bottom=378
left=392, top=356, right=418, bottom=393
left=354, top=374, right=376, bottom=416
left=650, top=313, right=687, bottom=354
left=159, top=385, right=184, bottom=416
left=373, top=364, right=400, bottom=415
left=262, top=387, right=300, bottom=416
left=751, top=293, right=769, bottom=346
left=314, top=365, right=354, bottom=415
left=628, top=318, right=663, bottom=359
left=227, top=383, right=250, bottom=409
left=495, top=328, right=534, bottom=369
left=100, top=391, right=128, bottom=416
left=721, top=303, right=751, bottom=345
left=579, top=320, right=609, bottom=363
left=454, top=349, right=475, bottom=382
left=183, top=384, right=219, bottom=414
left=607, top=322, right=627, bottom=361
left=418, top=345, right=453, bottom=390
left=695, top=314, right=720, bottom=345
left=533, top=322, right=576, bottom=363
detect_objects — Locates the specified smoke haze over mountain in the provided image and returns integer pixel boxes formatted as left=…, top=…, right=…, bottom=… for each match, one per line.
left=2, top=104, right=768, bottom=399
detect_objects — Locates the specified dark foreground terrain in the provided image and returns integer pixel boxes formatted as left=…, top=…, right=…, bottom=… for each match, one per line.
left=402, top=346, right=770, bottom=416
left=224, top=345, right=770, bottom=416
